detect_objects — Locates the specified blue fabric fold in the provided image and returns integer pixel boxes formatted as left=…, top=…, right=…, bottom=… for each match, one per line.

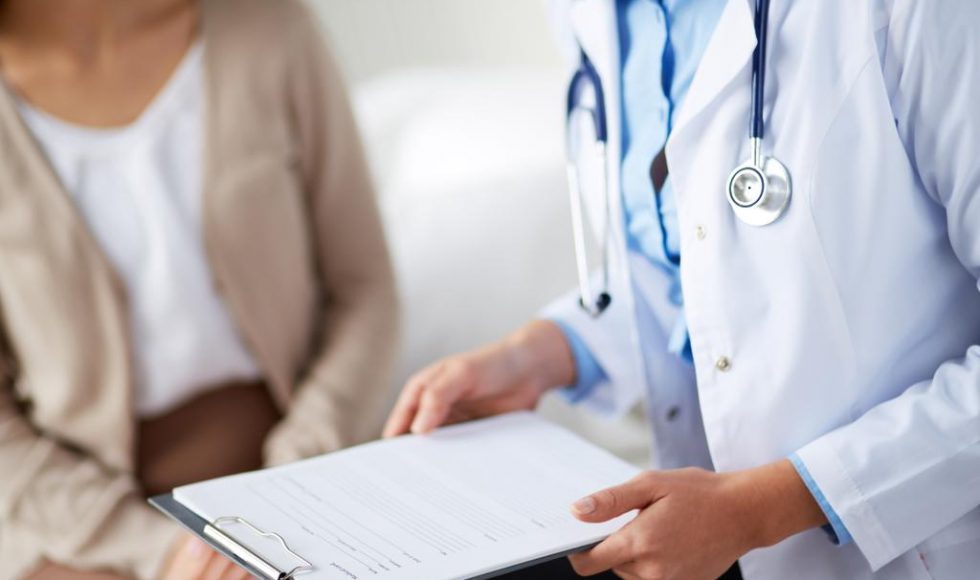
left=550, top=319, right=608, bottom=402
left=790, top=453, right=854, bottom=545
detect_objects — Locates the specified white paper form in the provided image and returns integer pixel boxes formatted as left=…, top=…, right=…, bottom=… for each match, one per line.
left=173, top=412, right=641, bottom=580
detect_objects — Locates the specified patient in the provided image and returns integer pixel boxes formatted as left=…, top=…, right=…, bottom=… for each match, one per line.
left=0, top=0, right=397, bottom=578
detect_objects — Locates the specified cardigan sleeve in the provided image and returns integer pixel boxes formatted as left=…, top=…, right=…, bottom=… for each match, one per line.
left=0, top=314, right=181, bottom=580
left=263, top=0, right=400, bottom=464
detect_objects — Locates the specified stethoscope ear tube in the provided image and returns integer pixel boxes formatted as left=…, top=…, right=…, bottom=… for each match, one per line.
left=566, top=51, right=608, bottom=145
left=566, top=142, right=613, bottom=318
left=566, top=50, right=613, bottom=317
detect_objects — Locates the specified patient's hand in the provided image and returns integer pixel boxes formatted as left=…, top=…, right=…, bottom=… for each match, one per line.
left=383, top=320, right=576, bottom=436
left=159, top=533, right=251, bottom=580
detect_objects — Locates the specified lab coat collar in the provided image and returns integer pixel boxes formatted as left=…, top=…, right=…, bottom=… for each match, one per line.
left=569, top=0, right=757, bottom=143
left=671, top=0, right=757, bottom=140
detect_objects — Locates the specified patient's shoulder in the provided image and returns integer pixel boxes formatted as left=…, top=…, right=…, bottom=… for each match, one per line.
left=202, top=0, right=323, bottom=64
left=200, top=0, right=334, bottom=152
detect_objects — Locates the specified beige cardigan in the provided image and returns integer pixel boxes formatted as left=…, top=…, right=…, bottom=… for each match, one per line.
left=0, top=0, right=398, bottom=577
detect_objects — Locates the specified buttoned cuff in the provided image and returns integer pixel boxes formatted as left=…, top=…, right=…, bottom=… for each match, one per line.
left=790, top=453, right=853, bottom=545
left=549, top=319, right=608, bottom=404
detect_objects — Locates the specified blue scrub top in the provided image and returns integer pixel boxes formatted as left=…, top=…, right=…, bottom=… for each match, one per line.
left=558, top=0, right=725, bottom=392
left=619, top=0, right=727, bottom=361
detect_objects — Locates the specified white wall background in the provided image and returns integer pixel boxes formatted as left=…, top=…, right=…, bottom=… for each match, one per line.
left=307, top=0, right=562, bottom=82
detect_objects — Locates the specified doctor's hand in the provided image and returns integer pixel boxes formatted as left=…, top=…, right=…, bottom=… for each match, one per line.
left=567, top=460, right=828, bottom=580
left=383, top=320, right=576, bottom=437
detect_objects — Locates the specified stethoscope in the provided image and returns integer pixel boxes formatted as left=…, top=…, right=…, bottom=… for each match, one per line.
left=565, top=0, right=791, bottom=317
left=726, top=0, right=791, bottom=226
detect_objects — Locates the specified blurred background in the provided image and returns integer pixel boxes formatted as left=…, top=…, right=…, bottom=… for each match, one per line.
left=310, top=0, right=562, bottom=82
left=305, top=0, right=650, bottom=466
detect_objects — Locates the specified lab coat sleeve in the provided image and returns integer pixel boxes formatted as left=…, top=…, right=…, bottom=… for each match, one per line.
left=541, top=281, right=645, bottom=418
left=548, top=319, right=609, bottom=402
left=541, top=248, right=689, bottom=418
left=789, top=453, right=853, bottom=545
left=794, top=0, right=980, bottom=570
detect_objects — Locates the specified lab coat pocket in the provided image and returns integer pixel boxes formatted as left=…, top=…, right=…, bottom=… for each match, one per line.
left=912, top=508, right=980, bottom=580
left=913, top=542, right=980, bottom=580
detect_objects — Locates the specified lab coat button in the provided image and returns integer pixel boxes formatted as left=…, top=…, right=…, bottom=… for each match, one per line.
left=715, top=357, right=732, bottom=372
left=666, top=406, right=681, bottom=421
left=696, top=225, right=706, bottom=240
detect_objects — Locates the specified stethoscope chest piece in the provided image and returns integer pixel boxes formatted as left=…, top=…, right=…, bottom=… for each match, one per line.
left=727, top=150, right=791, bottom=226
left=725, top=0, right=792, bottom=227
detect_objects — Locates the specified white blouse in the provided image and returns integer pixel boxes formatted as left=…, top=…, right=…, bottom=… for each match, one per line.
left=16, top=42, right=261, bottom=417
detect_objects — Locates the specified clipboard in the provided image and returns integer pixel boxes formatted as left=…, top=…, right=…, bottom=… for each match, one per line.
left=150, top=492, right=596, bottom=580
left=148, top=414, right=637, bottom=580
left=150, top=493, right=313, bottom=580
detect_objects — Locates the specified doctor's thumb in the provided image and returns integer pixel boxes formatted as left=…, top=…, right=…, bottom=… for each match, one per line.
left=571, top=474, right=655, bottom=523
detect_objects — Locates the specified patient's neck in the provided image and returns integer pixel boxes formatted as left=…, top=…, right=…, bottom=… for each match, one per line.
left=0, top=0, right=193, bottom=65
left=0, top=0, right=198, bottom=127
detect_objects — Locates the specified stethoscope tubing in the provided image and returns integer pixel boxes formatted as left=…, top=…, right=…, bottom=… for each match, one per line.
left=566, top=50, right=608, bottom=146
left=750, top=0, right=771, bottom=141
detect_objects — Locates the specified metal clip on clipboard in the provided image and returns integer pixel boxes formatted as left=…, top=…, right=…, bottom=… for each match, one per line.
left=203, top=516, right=313, bottom=580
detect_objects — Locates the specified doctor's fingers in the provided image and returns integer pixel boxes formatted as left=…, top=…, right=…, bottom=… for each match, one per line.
left=383, top=375, right=427, bottom=437
left=383, top=363, right=442, bottom=437
left=572, top=472, right=660, bottom=523
left=385, top=358, right=477, bottom=436
left=612, top=561, right=670, bottom=580
left=384, top=363, right=447, bottom=437
left=411, top=364, right=478, bottom=434
left=611, top=569, right=645, bottom=580
left=567, top=531, right=635, bottom=577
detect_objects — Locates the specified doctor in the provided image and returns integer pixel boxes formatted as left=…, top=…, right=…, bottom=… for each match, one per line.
left=385, top=0, right=980, bottom=578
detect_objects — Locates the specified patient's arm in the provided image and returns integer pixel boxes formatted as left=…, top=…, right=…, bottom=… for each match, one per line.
left=263, top=2, right=399, bottom=464
left=0, top=316, right=183, bottom=579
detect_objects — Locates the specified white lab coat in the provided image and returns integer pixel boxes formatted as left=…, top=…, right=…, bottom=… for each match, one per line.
left=544, top=0, right=980, bottom=579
